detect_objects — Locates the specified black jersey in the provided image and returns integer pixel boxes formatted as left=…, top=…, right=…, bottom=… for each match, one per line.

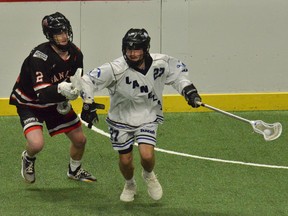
left=9, top=42, right=83, bottom=109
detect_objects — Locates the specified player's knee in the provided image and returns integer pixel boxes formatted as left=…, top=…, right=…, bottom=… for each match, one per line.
left=141, top=153, right=154, bottom=163
left=139, top=144, right=154, bottom=162
left=119, top=154, right=133, bottom=167
left=72, top=135, right=87, bottom=148
left=28, top=141, right=45, bottom=153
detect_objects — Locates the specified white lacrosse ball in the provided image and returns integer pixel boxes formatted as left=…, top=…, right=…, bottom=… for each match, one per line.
left=264, top=129, right=272, bottom=136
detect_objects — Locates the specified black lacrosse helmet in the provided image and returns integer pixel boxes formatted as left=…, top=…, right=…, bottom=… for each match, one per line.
left=122, top=28, right=151, bottom=67
left=42, top=12, right=73, bottom=51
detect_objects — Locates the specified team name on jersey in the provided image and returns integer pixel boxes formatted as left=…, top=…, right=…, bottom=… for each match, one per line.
left=148, top=91, right=162, bottom=109
left=125, top=67, right=165, bottom=93
left=126, top=76, right=148, bottom=92
left=124, top=67, right=163, bottom=109
left=51, top=70, right=70, bottom=83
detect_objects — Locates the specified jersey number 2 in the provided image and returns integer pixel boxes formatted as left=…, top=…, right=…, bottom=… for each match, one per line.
left=36, top=71, right=44, bottom=83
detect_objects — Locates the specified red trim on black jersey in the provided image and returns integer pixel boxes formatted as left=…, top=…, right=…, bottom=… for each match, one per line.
left=24, top=125, right=43, bottom=136
left=50, top=121, right=81, bottom=136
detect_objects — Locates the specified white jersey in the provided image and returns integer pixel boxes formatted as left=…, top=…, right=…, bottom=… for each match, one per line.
left=82, top=53, right=192, bottom=129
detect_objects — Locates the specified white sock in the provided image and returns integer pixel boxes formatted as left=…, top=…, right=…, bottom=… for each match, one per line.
left=142, top=170, right=154, bottom=179
left=70, top=158, right=81, bottom=172
left=126, top=177, right=136, bottom=185
left=25, top=151, right=35, bottom=159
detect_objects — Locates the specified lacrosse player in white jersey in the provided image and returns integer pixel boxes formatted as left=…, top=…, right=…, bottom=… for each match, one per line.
left=79, top=28, right=202, bottom=202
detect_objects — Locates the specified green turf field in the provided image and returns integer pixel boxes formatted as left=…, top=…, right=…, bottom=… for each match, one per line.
left=1, top=111, right=287, bottom=216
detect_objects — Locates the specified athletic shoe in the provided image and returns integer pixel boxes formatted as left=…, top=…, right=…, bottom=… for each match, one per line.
left=120, top=182, right=137, bottom=202
left=67, top=165, right=97, bottom=182
left=21, top=151, right=36, bottom=183
left=142, top=170, right=163, bottom=201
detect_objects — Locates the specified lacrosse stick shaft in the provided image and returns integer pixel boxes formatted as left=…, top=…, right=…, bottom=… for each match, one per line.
left=197, top=102, right=251, bottom=124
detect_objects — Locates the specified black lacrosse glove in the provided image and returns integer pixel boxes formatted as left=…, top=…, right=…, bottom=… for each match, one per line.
left=182, top=84, right=202, bottom=108
left=81, top=102, right=105, bottom=128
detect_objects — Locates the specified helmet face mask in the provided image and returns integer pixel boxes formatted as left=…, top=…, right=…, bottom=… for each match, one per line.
left=42, top=12, right=73, bottom=52
left=122, top=28, right=151, bottom=67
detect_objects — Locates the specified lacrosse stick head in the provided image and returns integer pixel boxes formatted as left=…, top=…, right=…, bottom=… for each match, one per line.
left=250, top=120, right=282, bottom=141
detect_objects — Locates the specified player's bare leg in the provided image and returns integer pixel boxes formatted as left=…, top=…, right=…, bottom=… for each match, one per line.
left=139, top=144, right=163, bottom=201
left=21, top=129, right=44, bottom=183
left=67, top=127, right=86, bottom=160
left=66, top=127, right=96, bottom=182
left=119, top=152, right=137, bottom=202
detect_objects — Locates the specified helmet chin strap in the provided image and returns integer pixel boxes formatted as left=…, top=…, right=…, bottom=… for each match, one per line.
left=125, top=53, right=148, bottom=69
left=55, top=43, right=71, bottom=52
left=51, top=40, right=71, bottom=52
left=127, top=58, right=144, bottom=68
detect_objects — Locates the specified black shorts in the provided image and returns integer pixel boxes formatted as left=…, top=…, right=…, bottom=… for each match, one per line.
left=17, top=105, right=81, bottom=136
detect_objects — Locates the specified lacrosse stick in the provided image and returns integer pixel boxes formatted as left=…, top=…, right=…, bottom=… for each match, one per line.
left=197, top=101, right=282, bottom=141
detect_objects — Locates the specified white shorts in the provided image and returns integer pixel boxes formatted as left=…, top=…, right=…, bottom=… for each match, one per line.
left=108, top=123, right=158, bottom=152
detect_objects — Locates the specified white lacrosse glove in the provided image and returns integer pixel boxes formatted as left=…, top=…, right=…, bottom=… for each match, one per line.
left=57, top=82, right=79, bottom=100
left=70, top=68, right=83, bottom=91
left=57, top=100, right=72, bottom=115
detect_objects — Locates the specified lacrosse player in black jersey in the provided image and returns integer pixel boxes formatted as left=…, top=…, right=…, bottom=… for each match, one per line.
left=9, top=12, right=97, bottom=183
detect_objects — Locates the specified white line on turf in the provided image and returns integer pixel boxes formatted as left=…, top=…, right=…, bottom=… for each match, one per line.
left=80, top=118, right=288, bottom=170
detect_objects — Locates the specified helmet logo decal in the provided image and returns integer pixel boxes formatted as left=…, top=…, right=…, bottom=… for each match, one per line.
left=128, top=32, right=136, bottom=37
left=42, top=19, right=48, bottom=27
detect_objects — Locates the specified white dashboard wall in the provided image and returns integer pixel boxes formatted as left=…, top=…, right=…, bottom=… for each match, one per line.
left=161, top=0, right=288, bottom=94
left=0, top=0, right=287, bottom=97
